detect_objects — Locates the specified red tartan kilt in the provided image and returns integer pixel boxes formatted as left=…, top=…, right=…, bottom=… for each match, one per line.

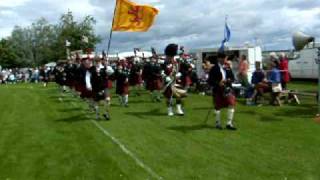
left=130, top=75, right=143, bottom=86
left=183, top=76, right=192, bottom=87
left=80, top=87, right=93, bottom=98
left=147, top=78, right=162, bottom=91
left=74, top=82, right=83, bottom=92
left=107, top=80, right=113, bottom=89
left=213, top=87, right=236, bottom=110
left=116, top=83, right=129, bottom=95
left=105, top=80, right=113, bottom=89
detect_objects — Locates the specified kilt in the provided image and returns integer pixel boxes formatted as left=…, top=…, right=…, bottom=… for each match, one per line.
left=93, top=90, right=105, bottom=101
left=74, top=82, right=83, bottom=92
left=146, top=78, right=162, bottom=91
left=116, top=82, right=129, bottom=95
left=104, top=80, right=113, bottom=89
left=213, top=87, right=236, bottom=110
left=183, top=76, right=192, bottom=87
left=130, top=75, right=143, bottom=86
left=80, top=87, right=93, bottom=99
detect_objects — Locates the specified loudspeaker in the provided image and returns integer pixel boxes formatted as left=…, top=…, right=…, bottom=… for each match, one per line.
left=292, top=31, right=315, bottom=51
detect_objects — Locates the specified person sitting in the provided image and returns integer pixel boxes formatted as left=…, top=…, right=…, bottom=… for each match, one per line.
left=268, top=60, right=282, bottom=105
left=253, top=61, right=282, bottom=104
left=248, top=62, right=268, bottom=105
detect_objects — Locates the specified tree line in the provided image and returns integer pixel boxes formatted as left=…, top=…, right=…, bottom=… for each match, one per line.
left=0, top=11, right=101, bottom=68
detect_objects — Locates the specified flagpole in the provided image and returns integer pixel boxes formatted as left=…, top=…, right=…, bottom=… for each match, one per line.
left=106, top=0, right=119, bottom=60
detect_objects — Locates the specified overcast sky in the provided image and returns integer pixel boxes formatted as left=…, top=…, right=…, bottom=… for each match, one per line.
left=0, top=0, right=320, bottom=53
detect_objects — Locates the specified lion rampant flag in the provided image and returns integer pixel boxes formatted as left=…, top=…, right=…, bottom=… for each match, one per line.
left=112, top=0, right=159, bottom=32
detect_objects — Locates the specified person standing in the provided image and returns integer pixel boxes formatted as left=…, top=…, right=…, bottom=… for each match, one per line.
left=163, top=44, right=187, bottom=116
left=279, top=53, right=290, bottom=90
left=208, top=53, right=237, bottom=130
left=115, top=60, right=130, bottom=107
left=238, top=55, right=249, bottom=87
left=89, top=58, right=110, bottom=120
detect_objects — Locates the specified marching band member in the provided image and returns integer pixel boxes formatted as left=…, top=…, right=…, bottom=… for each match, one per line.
left=208, top=53, right=237, bottom=130
left=82, top=58, right=95, bottom=111
left=115, top=59, right=130, bottom=107
left=102, top=58, right=115, bottom=106
left=129, top=57, right=143, bottom=96
left=163, top=44, right=187, bottom=116
left=150, top=57, right=163, bottom=102
left=89, top=58, right=110, bottom=120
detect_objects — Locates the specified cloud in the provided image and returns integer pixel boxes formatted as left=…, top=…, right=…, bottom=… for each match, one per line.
left=0, top=0, right=320, bottom=53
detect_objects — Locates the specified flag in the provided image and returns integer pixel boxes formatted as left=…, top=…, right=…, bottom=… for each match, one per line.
left=112, top=0, right=159, bottom=32
left=82, top=35, right=89, bottom=43
left=219, top=19, right=231, bottom=52
left=65, top=40, right=71, bottom=47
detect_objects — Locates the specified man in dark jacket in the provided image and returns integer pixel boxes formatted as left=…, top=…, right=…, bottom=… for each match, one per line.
left=208, top=53, right=237, bottom=130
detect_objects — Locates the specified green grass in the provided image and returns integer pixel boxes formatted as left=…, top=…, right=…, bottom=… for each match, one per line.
left=0, top=82, right=320, bottom=180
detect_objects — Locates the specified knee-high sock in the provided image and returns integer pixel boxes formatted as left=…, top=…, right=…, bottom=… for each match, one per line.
left=227, top=108, right=235, bottom=126
left=94, top=104, right=99, bottom=116
left=103, top=100, right=109, bottom=114
left=118, top=95, right=123, bottom=105
left=124, top=95, right=128, bottom=105
left=215, top=110, right=221, bottom=125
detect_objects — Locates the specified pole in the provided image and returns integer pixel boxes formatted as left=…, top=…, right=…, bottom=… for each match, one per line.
left=317, top=47, right=320, bottom=115
left=106, top=0, right=119, bottom=59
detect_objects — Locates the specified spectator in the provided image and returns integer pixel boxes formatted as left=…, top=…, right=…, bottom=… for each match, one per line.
left=279, top=53, right=290, bottom=90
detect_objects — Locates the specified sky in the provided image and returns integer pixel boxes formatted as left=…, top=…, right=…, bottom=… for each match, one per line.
left=0, top=0, right=320, bottom=53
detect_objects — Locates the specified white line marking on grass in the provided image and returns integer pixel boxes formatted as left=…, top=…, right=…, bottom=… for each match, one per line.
left=90, top=120, right=163, bottom=180
left=67, top=100, right=162, bottom=180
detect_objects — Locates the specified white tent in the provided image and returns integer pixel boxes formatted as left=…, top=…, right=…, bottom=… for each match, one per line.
left=118, top=51, right=153, bottom=59
left=45, top=62, right=57, bottom=67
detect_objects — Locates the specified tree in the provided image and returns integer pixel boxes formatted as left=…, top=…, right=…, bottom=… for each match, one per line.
left=0, top=39, right=19, bottom=68
left=0, top=11, right=101, bottom=68
left=53, top=11, right=101, bottom=60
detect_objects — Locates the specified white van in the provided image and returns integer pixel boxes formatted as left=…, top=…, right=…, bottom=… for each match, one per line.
left=289, top=44, right=320, bottom=79
left=192, top=46, right=263, bottom=83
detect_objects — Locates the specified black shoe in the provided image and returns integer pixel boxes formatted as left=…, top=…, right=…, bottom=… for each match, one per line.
left=215, top=124, right=223, bottom=130
left=226, top=124, right=237, bottom=131
left=103, top=113, right=110, bottom=121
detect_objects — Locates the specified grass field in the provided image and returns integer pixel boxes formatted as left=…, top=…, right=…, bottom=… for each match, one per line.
left=0, top=81, right=320, bottom=180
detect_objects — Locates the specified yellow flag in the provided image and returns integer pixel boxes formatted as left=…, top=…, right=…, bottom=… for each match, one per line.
left=112, top=0, right=159, bottom=32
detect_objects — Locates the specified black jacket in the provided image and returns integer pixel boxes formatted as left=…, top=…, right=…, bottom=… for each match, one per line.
left=207, top=64, right=234, bottom=91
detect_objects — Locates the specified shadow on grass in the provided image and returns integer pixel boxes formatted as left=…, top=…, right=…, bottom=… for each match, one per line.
left=240, top=110, right=258, bottom=115
left=57, top=108, right=82, bottom=113
left=55, top=115, right=89, bottom=123
left=167, top=124, right=216, bottom=133
left=259, top=115, right=283, bottom=122
left=128, top=100, right=154, bottom=104
left=193, top=107, right=213, bottom=111
left=273, top=105, right=317, bottom=119
left=125, top=108, right=165, bottom=119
